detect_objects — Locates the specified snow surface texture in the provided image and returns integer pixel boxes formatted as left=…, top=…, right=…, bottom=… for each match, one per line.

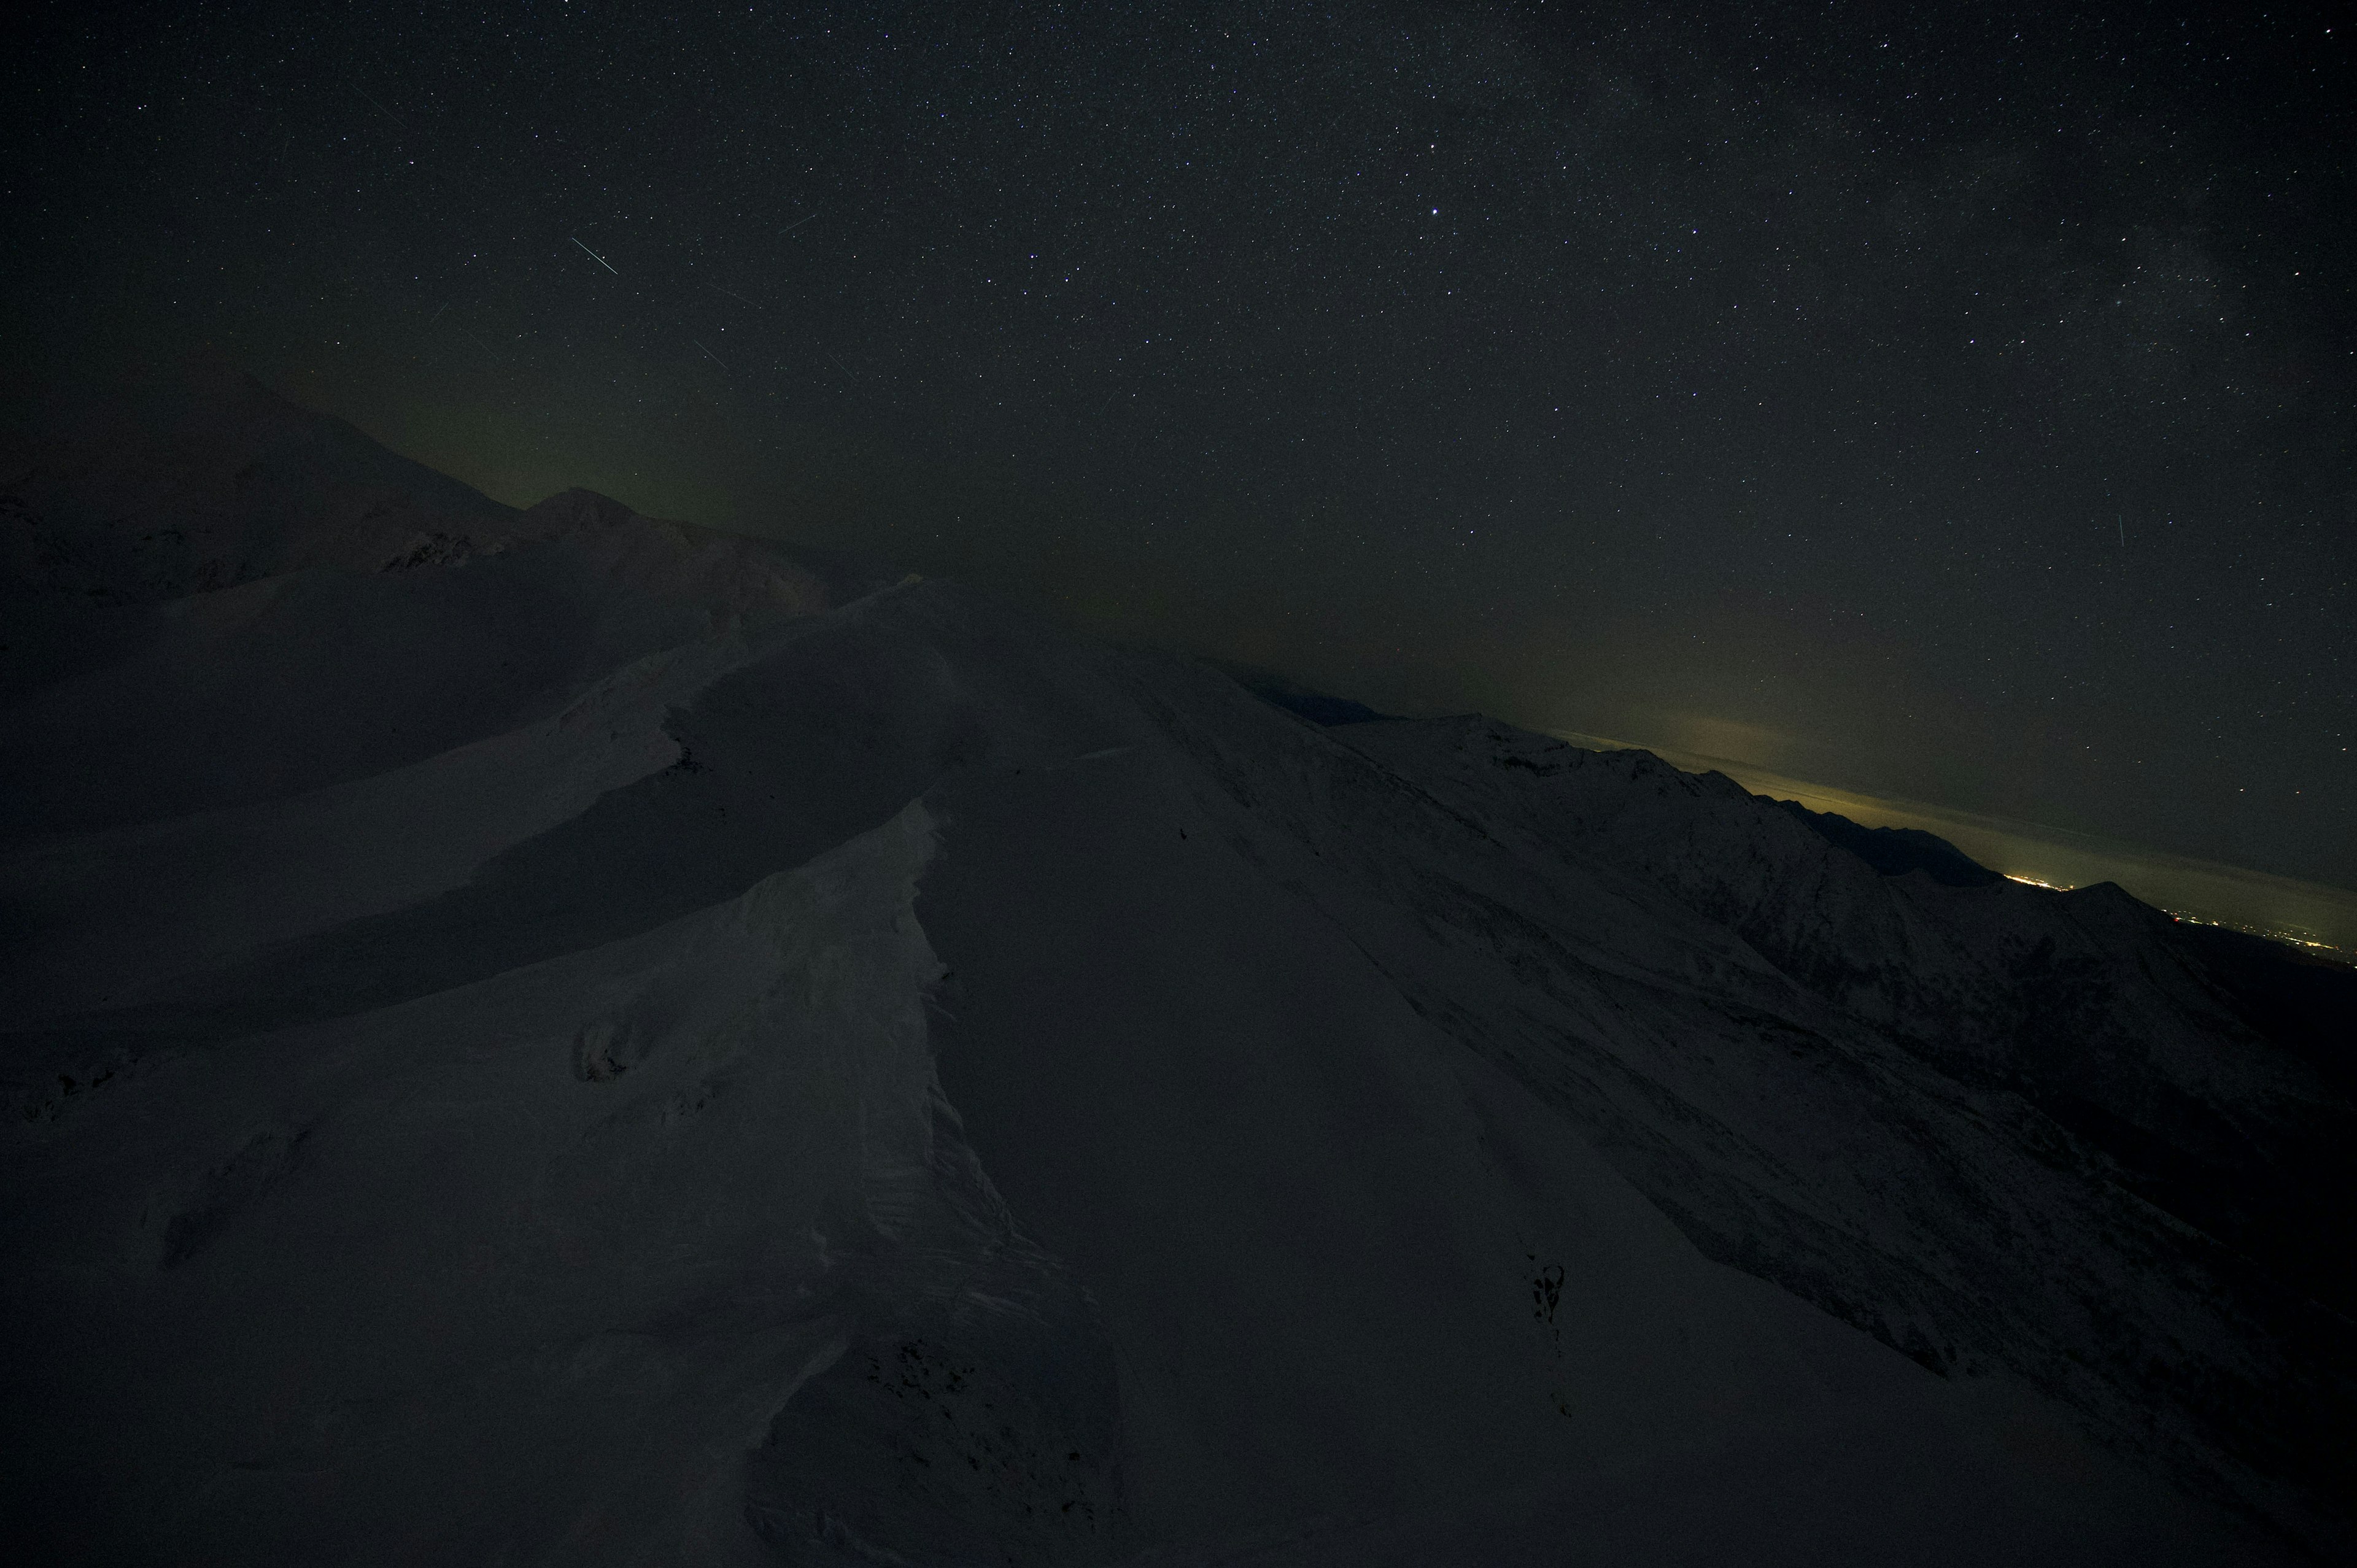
left=3, top=377, right=2351, bottom=1566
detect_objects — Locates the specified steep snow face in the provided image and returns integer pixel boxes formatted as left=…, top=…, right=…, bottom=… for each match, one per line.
left=2, top=396, right=2348, bottom=1564
left=910, top=737, right=2258, bottom=1563
left=1127, top=672, right=2356, bottom=1534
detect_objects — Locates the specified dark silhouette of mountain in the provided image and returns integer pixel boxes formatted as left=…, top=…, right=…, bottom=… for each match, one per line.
left=1209, top=659, right=1397, bottom=726
left=1771, top=798, right=2003, bottom=887
left=2166, top=922, right=2357, bottom=1095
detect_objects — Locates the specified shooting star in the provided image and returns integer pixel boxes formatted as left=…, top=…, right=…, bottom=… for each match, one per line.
left=357, top=88, right=404, bottom=128
left=2118, top=515, right=2126, bottom=547
left=430, top=302, right=450, bottom=324
left=700, top=279, right=761, bottom=309
left=571, top=236, right=620, bottom=275
left=783, top=211, right=820, bottom=234
left=694, top=339, right=729, bottom=370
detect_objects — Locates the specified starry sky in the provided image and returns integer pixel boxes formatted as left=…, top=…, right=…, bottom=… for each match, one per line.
left=6, top=1, right=2353, bottom=900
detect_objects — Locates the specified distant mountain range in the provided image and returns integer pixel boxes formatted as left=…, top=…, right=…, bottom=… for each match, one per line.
left=3, top=371, right=2350, bottom=1566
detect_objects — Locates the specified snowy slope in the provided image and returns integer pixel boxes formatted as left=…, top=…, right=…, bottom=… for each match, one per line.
left=1339, top=718, right=2357, bottom=1330
left=2, top=384, right=2349, bottom=1566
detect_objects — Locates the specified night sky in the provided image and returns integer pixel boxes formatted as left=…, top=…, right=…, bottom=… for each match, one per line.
left=7, top=2, right=2353, bottom=900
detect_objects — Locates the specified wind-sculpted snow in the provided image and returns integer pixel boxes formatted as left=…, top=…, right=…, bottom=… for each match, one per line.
left=2, top=391, right=2347, bottom=1563
left=4, top=802, right=1123, bottom=1565
left=5, top=634, right=762, bottom=1017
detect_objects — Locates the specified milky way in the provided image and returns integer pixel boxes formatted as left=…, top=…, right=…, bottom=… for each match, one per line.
left=6, top=1, right=2350, bottom=892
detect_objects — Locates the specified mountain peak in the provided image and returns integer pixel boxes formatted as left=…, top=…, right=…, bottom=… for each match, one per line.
left=521, top=486, right=649, bottom=534
left=1, top=363, right=516, bottom=605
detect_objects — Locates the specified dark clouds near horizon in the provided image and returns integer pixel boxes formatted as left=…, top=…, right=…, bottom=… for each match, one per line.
left=5, top=1, right=2353, bottom=888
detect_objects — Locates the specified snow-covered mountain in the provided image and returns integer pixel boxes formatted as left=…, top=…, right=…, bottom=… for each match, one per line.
left=3, top=376, right=2350, bottom=1566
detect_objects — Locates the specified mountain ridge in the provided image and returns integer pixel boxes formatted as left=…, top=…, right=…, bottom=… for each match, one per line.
left=2, top=376, right=2348, bottom=1566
